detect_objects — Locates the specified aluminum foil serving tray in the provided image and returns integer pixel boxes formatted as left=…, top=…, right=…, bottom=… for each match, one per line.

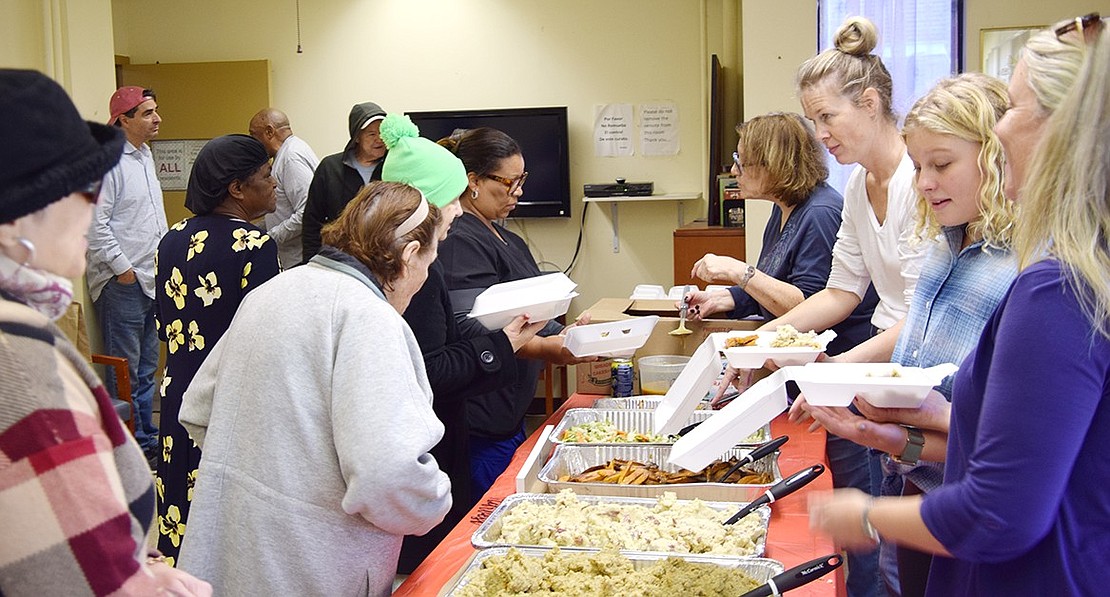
left=444, top=546, right=785, bottom=597
left=471, top=492, right=770, bottom=557
left=539, top=444, right=782, bottom=501
left=554, top=408, right=770, bottom=446
left=592, top=396, right=712, bottom=410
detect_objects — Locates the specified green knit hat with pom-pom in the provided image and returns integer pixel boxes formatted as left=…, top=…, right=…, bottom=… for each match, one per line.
left=380, top=113, right=467, bottom=208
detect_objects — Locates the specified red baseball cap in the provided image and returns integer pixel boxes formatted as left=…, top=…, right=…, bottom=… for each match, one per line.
left=108, top=86, right=155, bottom=125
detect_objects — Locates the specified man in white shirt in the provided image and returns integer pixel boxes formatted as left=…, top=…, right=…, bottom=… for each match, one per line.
left=249, top=108, right=319, bottom=269
left=86, top=86, right=168, bottom=467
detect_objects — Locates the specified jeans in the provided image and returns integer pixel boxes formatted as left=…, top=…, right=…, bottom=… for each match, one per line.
left=468, top=426, right=526, bottom=505
left=827, top=434, right=884, bottom=597
left=96, top=278, right=159, bottom=453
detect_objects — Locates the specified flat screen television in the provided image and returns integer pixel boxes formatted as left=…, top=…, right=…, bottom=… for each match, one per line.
left=405, top=107, right=570, bottom=218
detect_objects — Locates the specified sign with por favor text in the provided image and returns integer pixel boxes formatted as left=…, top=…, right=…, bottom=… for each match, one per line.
left=150, top=139, right=209, bottom=191
left=594, top=103, right=634, bottom=157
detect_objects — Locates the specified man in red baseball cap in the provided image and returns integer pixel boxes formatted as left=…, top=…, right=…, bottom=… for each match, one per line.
left=87, top=85, right=167, bottom=470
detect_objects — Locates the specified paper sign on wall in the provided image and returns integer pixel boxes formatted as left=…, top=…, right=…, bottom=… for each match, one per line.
left=150, top=139, right=208, bottom=191
left=640, top=103, right=679, bottom=156
left=594, top=103, right=634, bottom=156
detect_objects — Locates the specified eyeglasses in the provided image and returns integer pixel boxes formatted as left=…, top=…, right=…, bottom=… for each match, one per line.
left=78, top=179, right=102, bottom=204
left=1056, top=12, right=1105, bottom=42
left=484, top=171, right=528, bottom=194
left=732, top=152, right=759, bottom=174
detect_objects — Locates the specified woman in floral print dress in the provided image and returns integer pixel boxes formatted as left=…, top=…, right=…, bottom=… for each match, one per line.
left=153, top=135, right=280, bottom=563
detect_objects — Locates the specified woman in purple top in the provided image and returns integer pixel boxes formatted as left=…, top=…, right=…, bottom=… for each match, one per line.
left=808, top=19, right=1110, bottom=595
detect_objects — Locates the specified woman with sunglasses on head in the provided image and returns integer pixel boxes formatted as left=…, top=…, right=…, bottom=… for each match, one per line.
left=437, top=127, right=591, bottom=503
left=152, top=134, right=281, bottom=565
left=0, top=69, right=210, bottom=597
left=809, top=19, right=1110, bottom=596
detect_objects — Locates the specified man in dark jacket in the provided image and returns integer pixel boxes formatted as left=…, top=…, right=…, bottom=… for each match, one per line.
left=300, top=101, right=386, bottom=262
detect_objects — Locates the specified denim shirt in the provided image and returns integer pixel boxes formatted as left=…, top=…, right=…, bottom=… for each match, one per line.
left=889, top=225, right=1017, bottom=490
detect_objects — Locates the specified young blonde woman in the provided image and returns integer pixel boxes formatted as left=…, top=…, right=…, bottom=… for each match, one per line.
left=794, top=72, right=1015, bottom=597
left=809, top=19, right=1110, bottom=596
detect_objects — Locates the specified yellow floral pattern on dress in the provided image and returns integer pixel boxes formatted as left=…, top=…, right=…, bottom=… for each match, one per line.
left=241, top=262, right=252, bottom=289
left=156, top=476, right=164, bottom=502
left=162, top=435, right=173, bottom=463
left=231, top=228, right=269, bottom=252
left=187, top=230, right=209, bottom=261
left=187, top=320, right=205, bottom=352
left=159, top=504, right=186, bottom=548
left=194, top=272, right=222, bottom=306
left=171, top=219, right=188, bottom=232
left=187, top=469, right=197, bottom=501
left=160, top=375, right=172, bottom=398
left=165, top=320, right=185, bottom=354
left=165, top=267, right=187, bottom=310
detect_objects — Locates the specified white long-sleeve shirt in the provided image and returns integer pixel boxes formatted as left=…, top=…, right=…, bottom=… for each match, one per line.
left=826, top=153, right=927, bottom=330
left=85, top=141, right=167, bottom=301
left=264, top=135, right=319, bottom=269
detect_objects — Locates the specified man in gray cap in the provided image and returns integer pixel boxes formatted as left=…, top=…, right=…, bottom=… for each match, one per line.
left=300, top=101, right=386, bottom=262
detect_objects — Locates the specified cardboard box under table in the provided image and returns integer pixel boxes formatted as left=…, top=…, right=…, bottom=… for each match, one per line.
left=575, top=297, right=760, bottom=395
left=392, top=393, right=843, bottom=597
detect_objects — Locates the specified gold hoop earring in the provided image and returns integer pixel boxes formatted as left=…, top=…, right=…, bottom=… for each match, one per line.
left=471, top=189, right=479, bottom=200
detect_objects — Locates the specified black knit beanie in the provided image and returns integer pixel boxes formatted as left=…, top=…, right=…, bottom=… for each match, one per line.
left=184, top=134, right=269, bottom=216
left=0, top=69, right=124, bottom=224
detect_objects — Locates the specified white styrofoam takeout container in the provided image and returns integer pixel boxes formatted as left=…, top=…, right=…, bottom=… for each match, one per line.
left=467, top=272, right=577, bottom=331
left=563, top=316, right=659, bottom=358
left=713, top=329, right=836, bottom=369
left=652, top=338, right=723, bottom=436
left=793, top=362, right=959, bottom=408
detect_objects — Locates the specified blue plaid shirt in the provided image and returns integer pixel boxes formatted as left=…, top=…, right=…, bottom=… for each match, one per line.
left=888, top=226, right=1017, bottom=491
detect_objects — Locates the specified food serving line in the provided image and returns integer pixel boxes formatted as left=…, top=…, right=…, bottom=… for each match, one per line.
left=393, top=393, right=844, bottom=597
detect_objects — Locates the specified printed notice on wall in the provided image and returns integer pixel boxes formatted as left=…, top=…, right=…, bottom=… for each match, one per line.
left=640, top=103, right=679, bottom=156
left=594, top=103, right=634, bottom=156
left=150, top=139, right=208, bottom=191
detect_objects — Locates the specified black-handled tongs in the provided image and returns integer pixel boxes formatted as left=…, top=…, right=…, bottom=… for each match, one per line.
left=724, top=463, right=825, bottom=525
left=717, top=435, right=789, bottom=482
left=738, top=553, right=843, bottom=597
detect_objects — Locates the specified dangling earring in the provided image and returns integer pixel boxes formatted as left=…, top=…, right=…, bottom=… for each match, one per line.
left=17, top=238, right=35, bottom=267
left=471, top=188, right=479, bottom=200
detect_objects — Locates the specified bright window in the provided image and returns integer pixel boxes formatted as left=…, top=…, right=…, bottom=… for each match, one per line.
left=819, top=0, right=961, bottom=191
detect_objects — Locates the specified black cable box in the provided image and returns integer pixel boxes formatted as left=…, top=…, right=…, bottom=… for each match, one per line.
left=584, top=178, right=654, bottom=197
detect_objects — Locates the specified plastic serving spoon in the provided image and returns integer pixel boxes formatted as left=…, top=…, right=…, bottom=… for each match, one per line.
left=724, top=463, right=825, bottom=525
left=738, top=553, right=843, bottom=597
left=717, top=436, right=789, bottom=482
left=670, top=285, right=693, bottom=336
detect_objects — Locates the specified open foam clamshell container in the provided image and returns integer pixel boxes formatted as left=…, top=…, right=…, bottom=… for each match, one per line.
left=563, top=316, right=659, bottom=358
left=441, top=547, right=785, bottom=597
left=467, top=272, right=578, bottom=331
left=668, top=368, right=797, bottom=473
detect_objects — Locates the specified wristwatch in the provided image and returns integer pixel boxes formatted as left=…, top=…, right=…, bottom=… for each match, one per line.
left=738, top=265, right=756, bottom=289
left=893, top=426, right=925, bottom=466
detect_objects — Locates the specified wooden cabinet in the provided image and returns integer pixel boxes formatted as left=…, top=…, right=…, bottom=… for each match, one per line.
left=673, top=223, right=745, bottom=286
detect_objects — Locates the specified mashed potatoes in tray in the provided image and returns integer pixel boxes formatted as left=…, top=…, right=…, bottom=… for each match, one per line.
left=495, top=490, right=764, bottom=555
left=454, top=547, right=762, bottom=597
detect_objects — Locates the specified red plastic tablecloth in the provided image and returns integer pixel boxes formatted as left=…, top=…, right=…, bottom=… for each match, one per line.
left=394, top=393, right=845, bottom=596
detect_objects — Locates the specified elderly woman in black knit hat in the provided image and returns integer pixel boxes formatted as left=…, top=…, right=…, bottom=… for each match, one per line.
left=0, top=69, right=211, bottom=596
left=153, top=134, right=280, bottom=564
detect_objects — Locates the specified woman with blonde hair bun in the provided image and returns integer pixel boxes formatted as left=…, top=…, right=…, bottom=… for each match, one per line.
left=718, top=16, right=929, bottom=597
left=809, top=20, right=1110, bottom=596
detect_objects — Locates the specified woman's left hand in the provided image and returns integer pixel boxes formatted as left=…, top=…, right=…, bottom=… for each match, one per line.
left=853, top=390, right=951, bottom=432
left=808, top=488, right=880, bottom=551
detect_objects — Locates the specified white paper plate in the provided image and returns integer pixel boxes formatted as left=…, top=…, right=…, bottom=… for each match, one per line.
left=563, top=316, right=659, bottom=358
left=712, top=330, right=836, bottom=369
left=467, top=272, right=579, bottom=331
left=652, top=338, right=723, bottom=436
left=793, top=362, right=959, bottom=408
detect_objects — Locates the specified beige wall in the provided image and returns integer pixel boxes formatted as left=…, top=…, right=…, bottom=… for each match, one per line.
left=112, top=0, right=744, bottom=313
left=2, top=0, right=118, bottom=346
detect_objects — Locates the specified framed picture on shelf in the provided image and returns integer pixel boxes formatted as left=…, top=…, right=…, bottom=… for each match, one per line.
left=980, top=25, right=1042, bottom=82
